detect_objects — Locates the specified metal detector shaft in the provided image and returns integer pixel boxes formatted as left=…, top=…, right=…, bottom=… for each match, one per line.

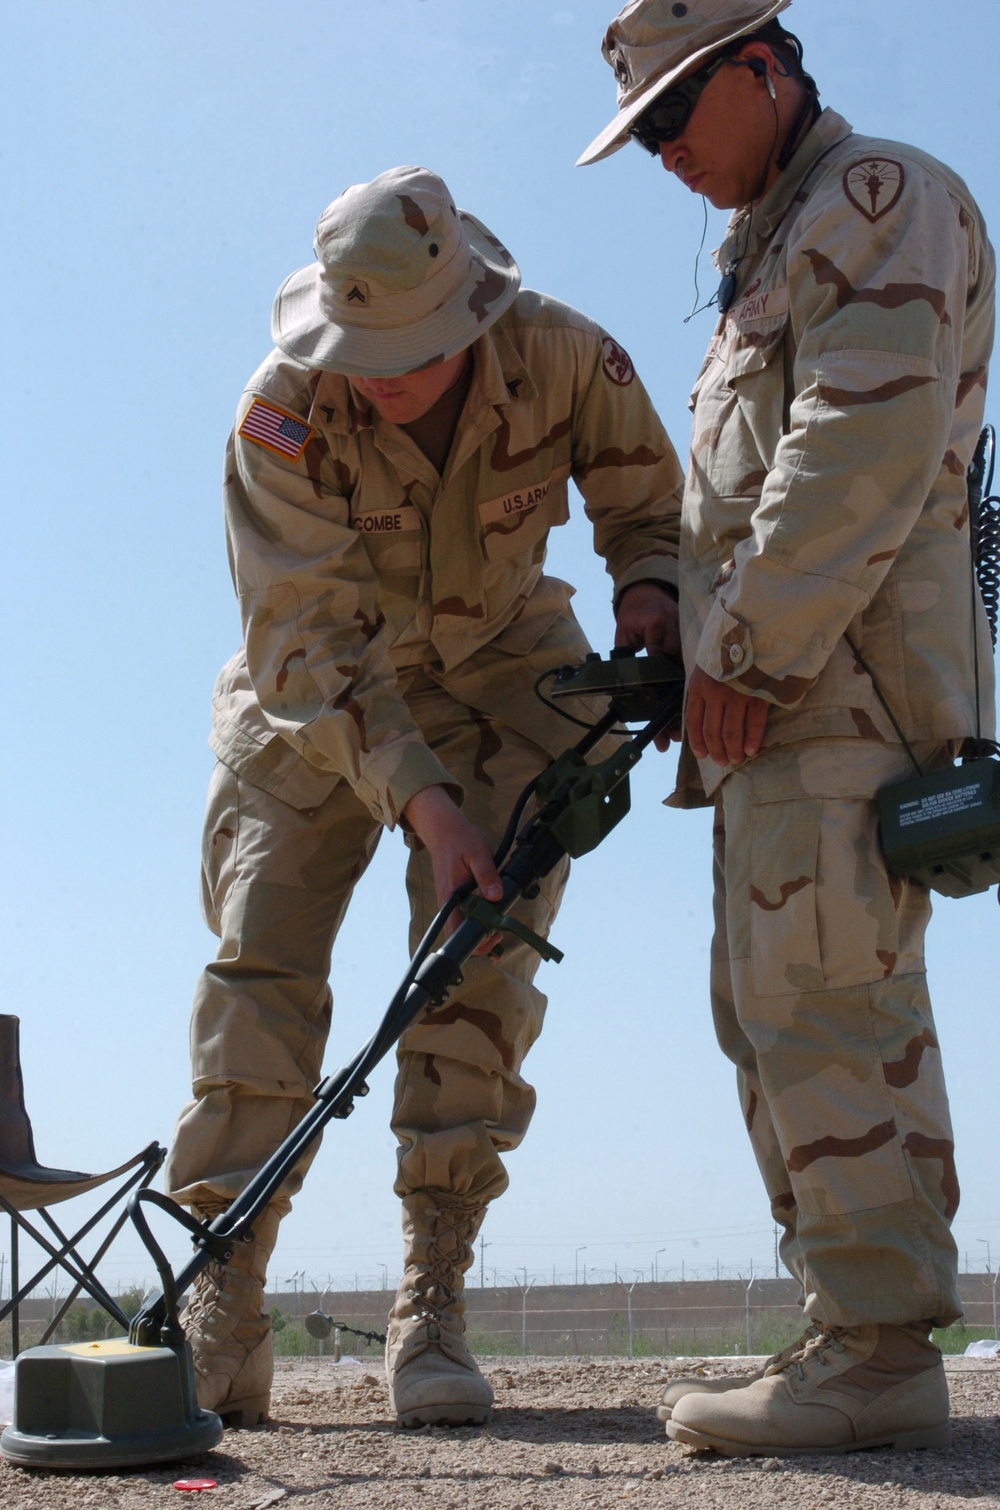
left=130, top=671, right=681, bottom=1347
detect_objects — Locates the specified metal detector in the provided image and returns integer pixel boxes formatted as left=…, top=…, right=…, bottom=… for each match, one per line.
left=0, top=648, right=684, bottom=1472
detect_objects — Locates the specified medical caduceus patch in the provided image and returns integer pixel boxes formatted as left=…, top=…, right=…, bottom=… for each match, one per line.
left=842, top=158, right=905, bottom=223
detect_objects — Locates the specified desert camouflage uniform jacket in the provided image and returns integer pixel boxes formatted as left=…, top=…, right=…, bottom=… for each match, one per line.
left=212, top=289, right=683, bottom=825
left=676, top=108, right=996, bottom=802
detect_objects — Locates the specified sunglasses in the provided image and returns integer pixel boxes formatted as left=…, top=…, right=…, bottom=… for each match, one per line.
left=628, top=55, right=730, bottom=155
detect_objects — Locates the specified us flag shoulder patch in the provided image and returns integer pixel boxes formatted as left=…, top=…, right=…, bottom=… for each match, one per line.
left=238, top=399, right=314, bottom=460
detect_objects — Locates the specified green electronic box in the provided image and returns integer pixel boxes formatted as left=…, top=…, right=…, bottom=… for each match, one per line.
left=878, top=755, right=1000, bottom=898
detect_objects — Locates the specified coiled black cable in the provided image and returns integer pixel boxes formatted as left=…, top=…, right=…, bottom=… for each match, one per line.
left=969, top=425, right=1000, bottom=648
left=977, top=497, right=1000, bottom=648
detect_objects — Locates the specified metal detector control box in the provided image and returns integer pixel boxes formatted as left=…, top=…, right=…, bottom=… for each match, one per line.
left=550, top=650, right=685, bottom=726
left=878, top=756, right=1000, bottom=898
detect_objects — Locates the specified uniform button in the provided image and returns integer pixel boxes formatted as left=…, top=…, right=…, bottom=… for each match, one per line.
left=728, top=644, right=745, bottom=665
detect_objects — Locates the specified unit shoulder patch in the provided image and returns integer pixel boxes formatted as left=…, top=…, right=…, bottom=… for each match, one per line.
left=602, top=336, right=635, bottom=387
left=238, top=399, right=315, bottom=461
left=842, top=158, right=905, bottom=224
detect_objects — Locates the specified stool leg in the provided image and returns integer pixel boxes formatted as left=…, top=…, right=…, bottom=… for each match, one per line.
left=11, top=1213, right=18, bottom=1359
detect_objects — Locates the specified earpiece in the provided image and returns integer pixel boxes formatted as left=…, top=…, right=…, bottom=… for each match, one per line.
left=735, top=56, right=777, bottom=97
left=747, top=58, right=777, bottom=97
left=729, top=55, right=778, bottom=100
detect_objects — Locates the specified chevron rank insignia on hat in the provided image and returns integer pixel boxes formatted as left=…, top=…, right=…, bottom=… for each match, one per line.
left=343, top=280, right=369, bottom=305
left=238, top=399, right=314, bottom=460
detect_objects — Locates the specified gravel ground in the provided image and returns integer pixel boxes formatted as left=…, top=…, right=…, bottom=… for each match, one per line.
left=1, top=1355, right=998, bottom=1509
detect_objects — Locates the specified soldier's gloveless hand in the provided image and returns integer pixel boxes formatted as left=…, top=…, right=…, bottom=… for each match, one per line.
left=614, top=582, right=683, bottom=749
left=614, top=580, right=681, bottom=656
left=685, top=664, right=768, bottom=768
left=401, top=785, right=504, bottom=950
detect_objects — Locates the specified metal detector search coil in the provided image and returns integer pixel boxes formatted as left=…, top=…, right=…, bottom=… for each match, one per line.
left=878, top=756, right=1000, bottom=898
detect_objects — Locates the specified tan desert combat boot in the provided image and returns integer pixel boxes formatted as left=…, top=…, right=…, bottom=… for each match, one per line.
left=656, top=1322, right=822, bottom=1421
left=180, top=1202, right=284, bottom=1426
left=386, top=1191, right=494, bottom=1427
left=666, top=1322, right=950, bottom=1456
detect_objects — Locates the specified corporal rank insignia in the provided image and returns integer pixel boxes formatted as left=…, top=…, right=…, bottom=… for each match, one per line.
left=344, top=281, right=369, bottom=305
left=843, top=158, right=905, bottom=223
left=238, top=399, right=314, bottom=460
left=601, top=335, right=635, bottom=387
left=612, top=49, right=630, bottom=87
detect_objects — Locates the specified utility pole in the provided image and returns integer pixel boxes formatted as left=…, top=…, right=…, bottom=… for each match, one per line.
left=743, top=1272, right=757, bottom=1356
left=515, top=1276, right=534, bottom=1356
left=774, top=1223, right=780, bottom=1279
left=479, top=1235, right=491, bottom=1288
left=626, top=1275, right=640, bottom=1357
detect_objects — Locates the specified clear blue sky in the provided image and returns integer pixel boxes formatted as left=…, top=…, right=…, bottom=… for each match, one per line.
left=3, top=0, right=998, bottom=1299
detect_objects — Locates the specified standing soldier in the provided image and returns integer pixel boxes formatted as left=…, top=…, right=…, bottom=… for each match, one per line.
left=580, top=0, right=995, bottom=1458
left=164, top=166, right=684, bottom=1430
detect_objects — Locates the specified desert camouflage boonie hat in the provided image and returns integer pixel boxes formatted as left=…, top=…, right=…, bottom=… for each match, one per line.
left=271, top=166, right=521, bottom=378
left=577, top=0, right=792, bottom=165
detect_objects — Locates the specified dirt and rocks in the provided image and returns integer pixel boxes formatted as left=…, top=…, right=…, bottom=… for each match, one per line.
left=2, top=1355, right=998, bottom=1509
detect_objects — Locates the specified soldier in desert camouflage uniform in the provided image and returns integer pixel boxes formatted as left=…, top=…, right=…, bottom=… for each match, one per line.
left=163, top=166, right=684, bottom=1429
left=581, top=0, right=995, bottom=1458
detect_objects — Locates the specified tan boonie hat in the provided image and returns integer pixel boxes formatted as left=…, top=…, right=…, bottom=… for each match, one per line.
left=272, top=166, right=521, bottom=378
left=577, top=0, right=792, bottom=166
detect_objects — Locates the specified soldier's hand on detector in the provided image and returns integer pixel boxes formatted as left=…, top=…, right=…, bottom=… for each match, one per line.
left=614, top=581, right=680, bottom=656
left=401, top=785, right=503, bottom=952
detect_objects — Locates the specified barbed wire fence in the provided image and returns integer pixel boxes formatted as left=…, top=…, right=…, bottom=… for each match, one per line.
left=3, top=1248, right=1000, bottom=1309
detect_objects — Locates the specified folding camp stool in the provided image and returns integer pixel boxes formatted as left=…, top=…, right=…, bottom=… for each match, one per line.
left=0, top=1013, right=165, bottom=1356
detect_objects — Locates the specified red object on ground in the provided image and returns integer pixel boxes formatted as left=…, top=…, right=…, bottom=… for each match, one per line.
left=173, top=1480, right=218, bottom=1492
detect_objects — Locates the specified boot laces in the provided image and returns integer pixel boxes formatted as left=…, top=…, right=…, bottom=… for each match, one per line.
left=788, top=1324, right=848, bottom=1381
left=408, top=1203, right=479, bottom=1329
left=760, top=1319, right=821, bottom=1376
left=184, top=1261, right=230, bottom=1323
left=183, top=1257, right=262, bottom=1340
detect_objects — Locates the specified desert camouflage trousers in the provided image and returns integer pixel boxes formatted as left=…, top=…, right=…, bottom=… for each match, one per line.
left=711, top=738, right=962, bottom=1328
left=164, top=674, right=568, bottom=1213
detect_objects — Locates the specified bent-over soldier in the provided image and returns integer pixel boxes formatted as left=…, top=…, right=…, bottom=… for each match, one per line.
left=164, top=166, right=684, bottom=1429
